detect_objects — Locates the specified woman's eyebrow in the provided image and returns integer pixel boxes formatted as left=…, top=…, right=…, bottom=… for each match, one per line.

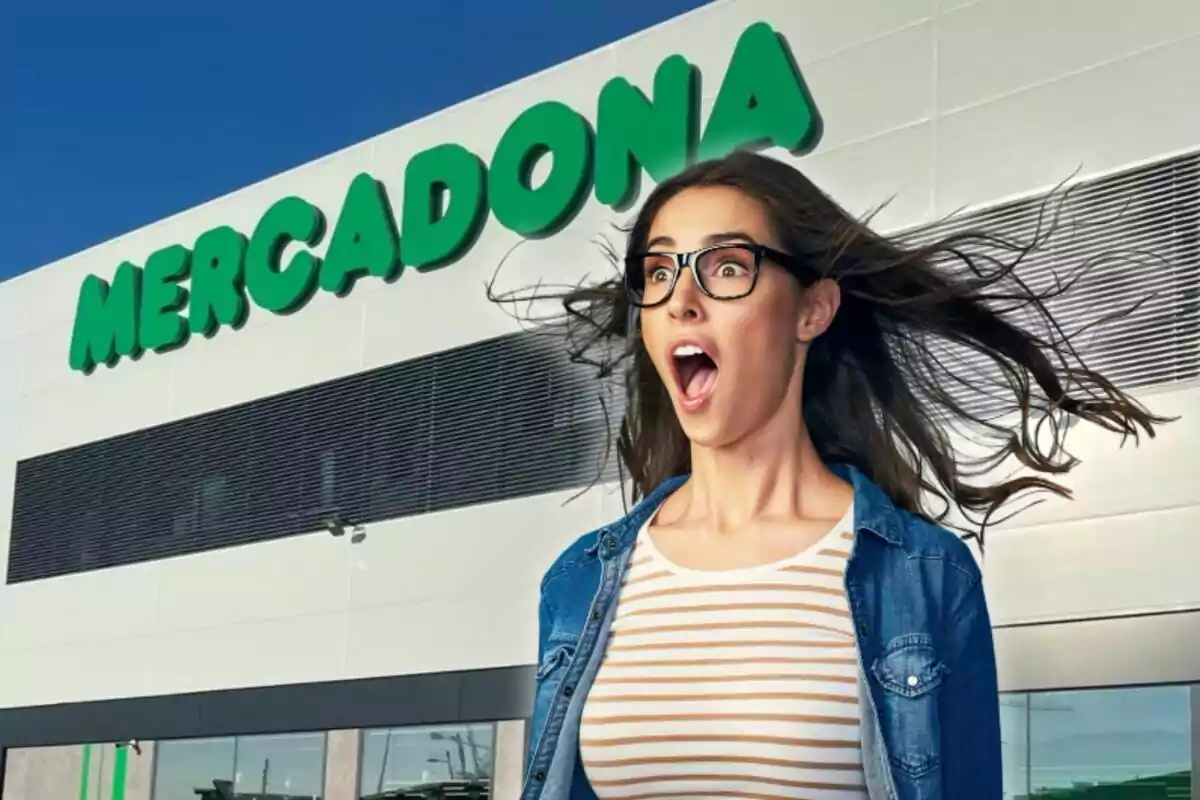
left=643, top=231, right=759, bottom=250
left=704, top=230, right=758, bottom=245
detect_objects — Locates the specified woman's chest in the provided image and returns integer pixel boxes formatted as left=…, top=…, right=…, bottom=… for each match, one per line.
left=577, top=546, right=871, bottom=799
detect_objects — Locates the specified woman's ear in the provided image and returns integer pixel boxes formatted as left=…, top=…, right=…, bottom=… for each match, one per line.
left=796, top=279, right=841, bottom=343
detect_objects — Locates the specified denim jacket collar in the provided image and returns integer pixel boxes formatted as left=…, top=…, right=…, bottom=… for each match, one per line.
left=599, top=462, right=906, bottom=557
left=603, top=475, right=686, bottom=553
left=829, top=461, right=906, bottom=548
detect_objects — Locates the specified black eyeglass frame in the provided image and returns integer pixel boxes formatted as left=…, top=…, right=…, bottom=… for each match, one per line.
left=623, top=243, right=809, bottom=308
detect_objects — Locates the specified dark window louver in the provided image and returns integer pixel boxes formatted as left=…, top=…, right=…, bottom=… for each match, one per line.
left=7, top=332, right=623, bottom=583
left=8, top=151, right=1200, bottom=583
left=901, top=153, right=1200, bottom=417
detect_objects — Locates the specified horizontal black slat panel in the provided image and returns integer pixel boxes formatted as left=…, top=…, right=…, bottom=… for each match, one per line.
left=907, top=152, right=1200, bottom=419
left=8, top=330, right=621, bottom=583
left=0, top=666, right=536, bottom=748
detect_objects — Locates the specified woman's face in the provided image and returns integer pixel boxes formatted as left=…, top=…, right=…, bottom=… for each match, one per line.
left=638, top=185, right=837, bottom=448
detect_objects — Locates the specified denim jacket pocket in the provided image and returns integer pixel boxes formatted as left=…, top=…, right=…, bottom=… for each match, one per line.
left=536, top=642, right=577, bottom=682
left=870, top=633, right=949, bottom=778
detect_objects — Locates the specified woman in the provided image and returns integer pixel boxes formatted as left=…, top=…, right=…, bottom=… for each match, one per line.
left=508, top=151, right=1166, bottom=800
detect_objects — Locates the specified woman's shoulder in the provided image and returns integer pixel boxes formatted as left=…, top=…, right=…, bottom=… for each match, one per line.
left=891, top=507, right=983, bottom=583
left=538, top=525, right=608, bottom=591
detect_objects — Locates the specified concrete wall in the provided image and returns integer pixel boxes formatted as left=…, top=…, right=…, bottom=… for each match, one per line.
left=323, top=730, right=360, bottom=800
left=2, top=745, right=84, bottom=800
left=491, top=720, right=528, bottom=800
left=2, top=742, right=155, bottom=800
left=1, top=0, right=1199, bottom=709
left=124, top=742, right=156, bottom=800
left=986, top=383, right=1200, bottom=628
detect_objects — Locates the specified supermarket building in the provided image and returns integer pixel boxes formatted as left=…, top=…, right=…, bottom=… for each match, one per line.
left=2, top=1, right=1200, bottom=798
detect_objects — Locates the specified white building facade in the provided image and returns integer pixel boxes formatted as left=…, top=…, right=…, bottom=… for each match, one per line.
left=1, top=1, right=1199, bottom=798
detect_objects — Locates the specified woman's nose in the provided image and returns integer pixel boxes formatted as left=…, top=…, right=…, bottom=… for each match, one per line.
left=666, top=268, right=704, bottom=320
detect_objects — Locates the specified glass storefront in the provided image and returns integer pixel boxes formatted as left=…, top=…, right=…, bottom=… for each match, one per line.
left=153, top=732, right=327, bottom=800
left=1001, top=686, right=1193, bottom=799
left=151, top=737, right=236, bottom=800
left=1, top=720, right=521, bottom=800
left=359, top=723, right=496, bottom=797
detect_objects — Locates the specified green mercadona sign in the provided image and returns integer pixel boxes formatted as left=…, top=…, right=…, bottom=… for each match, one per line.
left=68, top=21, right=821, bottom=373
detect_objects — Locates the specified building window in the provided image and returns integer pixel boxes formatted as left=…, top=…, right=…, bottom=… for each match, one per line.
left=153, top=732, right=326, bottom=799
left=359, top=723, right=496, bottom=796
left=1001, top=685, right=1193, bottom=798
left=152, top=737, right=235, bottom=800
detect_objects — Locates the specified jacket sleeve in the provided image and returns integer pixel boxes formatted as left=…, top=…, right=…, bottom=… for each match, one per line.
left=526, top=588, right=554, bottom=771
left=940, top=577, right=1004, bottom=798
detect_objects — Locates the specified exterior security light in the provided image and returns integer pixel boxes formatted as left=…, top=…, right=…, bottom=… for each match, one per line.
left=323, top=513, right=356, bottom=537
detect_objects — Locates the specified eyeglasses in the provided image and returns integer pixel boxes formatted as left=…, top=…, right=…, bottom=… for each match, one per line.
left=623, top=243, right=807, bottom=308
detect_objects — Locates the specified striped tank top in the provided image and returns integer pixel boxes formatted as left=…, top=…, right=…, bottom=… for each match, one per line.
left=579, top=503, right=868, bottom=800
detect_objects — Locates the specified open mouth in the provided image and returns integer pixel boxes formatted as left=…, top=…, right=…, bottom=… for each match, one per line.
left=671, top=343, right=719, bottom=409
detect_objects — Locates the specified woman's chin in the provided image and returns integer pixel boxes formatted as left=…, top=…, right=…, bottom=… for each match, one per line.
left=674, top=407, right=738, bottom=450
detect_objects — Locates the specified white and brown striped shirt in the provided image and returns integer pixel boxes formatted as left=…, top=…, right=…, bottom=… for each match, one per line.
left=580, top=503, right=868, bottom=800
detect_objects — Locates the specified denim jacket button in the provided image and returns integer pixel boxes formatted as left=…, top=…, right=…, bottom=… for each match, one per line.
left=563, top=684, right=575, bottom=697
left=591, top=609, right=602, bottom=621
left=858, top=623, right=869, bottom=636
left=907, top=675, right=919, bottom=687
left=535, top=771, right=546, bottom=781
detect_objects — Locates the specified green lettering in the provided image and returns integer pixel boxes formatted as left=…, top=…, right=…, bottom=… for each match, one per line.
left=595, top=55, right=698, bottom=209
left=245, top=196, right=326, bottom=314
left=320, top=173, right=401, bottom=296
left=68, top=263, right=143, bottom=373
left=401, top=144, right=488, bottom=270
left=68, top=22, right=822, bottom=375
left=489, top=101, right=593, bottom=237
left=189, top=226, right=249, bottom=337
left=140, top=245, right=191, bottom=353
left=698, top=22, right=821, bottom=161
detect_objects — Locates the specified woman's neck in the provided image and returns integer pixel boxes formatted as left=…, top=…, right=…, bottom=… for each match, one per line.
left=680, top=419, right=852, bottom=533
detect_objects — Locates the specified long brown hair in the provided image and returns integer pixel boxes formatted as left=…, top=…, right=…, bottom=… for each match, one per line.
left=491, top=150, right=1172, bottom=540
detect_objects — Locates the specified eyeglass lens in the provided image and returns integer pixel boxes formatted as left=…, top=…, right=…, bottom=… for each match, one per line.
left=628, top=246, right=758, bottom=306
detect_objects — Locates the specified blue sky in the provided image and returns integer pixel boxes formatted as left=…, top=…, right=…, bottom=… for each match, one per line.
left=0, top=0, right=712, bottom=282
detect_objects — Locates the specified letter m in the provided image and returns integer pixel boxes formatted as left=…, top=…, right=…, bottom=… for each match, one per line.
left=68, top=264, right=143, bottom=374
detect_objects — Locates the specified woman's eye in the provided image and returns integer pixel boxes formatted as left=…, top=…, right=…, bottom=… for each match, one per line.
left=649, top=267, right=673, bottom=282
left=716, top=261, right=745, bottom=277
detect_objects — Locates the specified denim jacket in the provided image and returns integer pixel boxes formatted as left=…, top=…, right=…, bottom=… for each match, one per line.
left=520, top=463, right=1002, bottom=800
